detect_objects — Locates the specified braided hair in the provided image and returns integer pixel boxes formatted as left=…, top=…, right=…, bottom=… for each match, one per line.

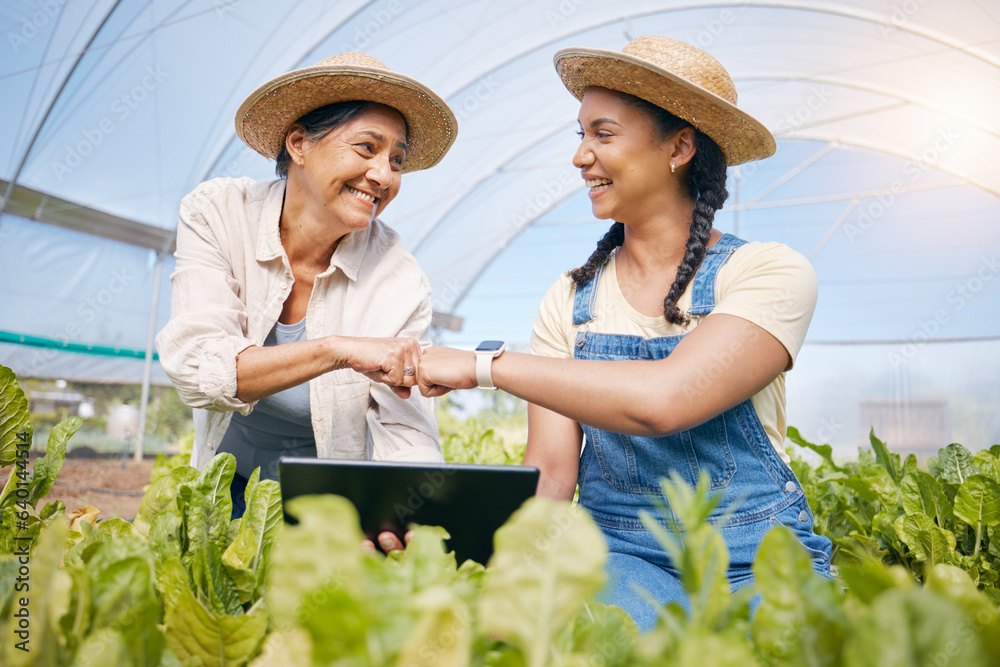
left=569, top=92, right=729, bottom=326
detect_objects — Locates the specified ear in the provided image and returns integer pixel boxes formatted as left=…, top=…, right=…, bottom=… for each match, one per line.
left=285, top=125, right=308, bottom=164
left=669, top=126, right=698, bottom=170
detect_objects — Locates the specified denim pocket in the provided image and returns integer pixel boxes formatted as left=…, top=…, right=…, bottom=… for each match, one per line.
left=587, top=415, right=736, bottom=494
left=769, top=500, right=833, bottom=567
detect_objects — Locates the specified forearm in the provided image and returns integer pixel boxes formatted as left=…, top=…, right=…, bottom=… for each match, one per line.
left=418, top=315, right=788, bottom=437
left=235, top=336, right=352, bottom=403
left=525, top=448, right=580, bottom=501
left=495, top=353, right=681, bottom=437
left=525, top=404, right=582, bottom=501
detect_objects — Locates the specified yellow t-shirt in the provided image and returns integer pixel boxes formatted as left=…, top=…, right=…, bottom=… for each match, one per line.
left=529, top=241, right=818, bottom=463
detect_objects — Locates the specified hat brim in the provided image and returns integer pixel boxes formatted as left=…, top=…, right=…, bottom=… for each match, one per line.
left=554, top=47, right=775, bottom=166
left=235, top=64, right=457, bottom=173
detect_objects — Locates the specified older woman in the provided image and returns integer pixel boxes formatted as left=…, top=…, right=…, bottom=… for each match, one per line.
left=417, top=36, right=832, bottom=629
left=155, top=53, right=457, bottom=519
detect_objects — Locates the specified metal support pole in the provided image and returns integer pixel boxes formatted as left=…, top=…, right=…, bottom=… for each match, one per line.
left=136, top=252, right=164, bottom=462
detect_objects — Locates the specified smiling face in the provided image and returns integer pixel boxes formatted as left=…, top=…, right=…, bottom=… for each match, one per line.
left=573, top=87, right=680, bottom=224
left=291, top=104, right=408, bottom=236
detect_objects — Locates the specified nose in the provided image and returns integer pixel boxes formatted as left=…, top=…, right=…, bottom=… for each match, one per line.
left=572, top=141, right=593, bottom=169
left=367, top=156, right=393, bottom=191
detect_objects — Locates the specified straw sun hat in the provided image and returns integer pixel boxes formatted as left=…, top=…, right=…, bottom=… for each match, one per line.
left=554, top=36, right=774, bottom=166
left=235, top=53, right=457, bottom=172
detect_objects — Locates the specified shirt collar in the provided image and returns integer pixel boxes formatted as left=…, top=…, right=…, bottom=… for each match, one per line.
left=256, top=179, right=287, bottom=264
left=325, top=223, right=369, bottom=282
left=256, top=178, right=370, bottom=282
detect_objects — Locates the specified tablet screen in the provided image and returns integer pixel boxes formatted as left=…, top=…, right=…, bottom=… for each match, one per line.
left=278, top=457, right=540, bottom=565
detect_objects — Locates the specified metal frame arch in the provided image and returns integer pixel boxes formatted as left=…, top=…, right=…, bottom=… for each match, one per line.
left=393, top=0, right=1000, bottom=269
left=24, top=0, right=987, bottom=251
left=0, top=0, right=123, bottom=217
left=436, top=174, right=588, bottom=316
left=755, top=134, right=1000, bottom=201
left=195, top=0, right=380, bottom=184
left=411, top=120, right=578, bottom=253
left=429, top=129, right=999, bottom=316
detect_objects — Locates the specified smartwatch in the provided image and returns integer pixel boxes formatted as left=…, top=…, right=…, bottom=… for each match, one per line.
left=474, top=340, right=506, bottom=390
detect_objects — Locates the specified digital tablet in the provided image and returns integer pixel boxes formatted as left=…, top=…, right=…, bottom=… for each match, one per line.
left=278, top=457, right=540, bottom=565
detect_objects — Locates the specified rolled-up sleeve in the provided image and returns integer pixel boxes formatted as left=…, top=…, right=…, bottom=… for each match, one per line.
left=711, top=242, right=818, bottom=369
left=366, top=285, right=442, bottom=463
left=155, top=191, right=255, bottom=413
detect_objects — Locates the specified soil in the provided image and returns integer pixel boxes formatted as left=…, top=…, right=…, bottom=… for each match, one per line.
left=4, top=457, right=155, bottom=521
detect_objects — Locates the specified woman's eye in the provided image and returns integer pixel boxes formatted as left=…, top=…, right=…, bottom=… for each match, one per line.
left=391, top=156, right=404, bottom=170
left=358, top=142, right=375, bottom=153
left=575, top=130, right=585, bottom=139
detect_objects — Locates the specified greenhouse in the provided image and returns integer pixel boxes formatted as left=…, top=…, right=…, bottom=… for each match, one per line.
left=1, top=0, right=1000, bottom=665
left=2, top=0, right=998, bottom=455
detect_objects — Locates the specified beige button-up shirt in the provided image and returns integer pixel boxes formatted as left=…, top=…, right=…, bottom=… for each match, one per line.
left=155, top=177, right=441, bottom=470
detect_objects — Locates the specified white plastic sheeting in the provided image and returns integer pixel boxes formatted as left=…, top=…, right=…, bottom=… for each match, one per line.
left=1, top=0, right=998, bottom=456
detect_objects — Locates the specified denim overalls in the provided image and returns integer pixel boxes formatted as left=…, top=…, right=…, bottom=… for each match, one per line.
left=572, top=233, right=832, bottom=630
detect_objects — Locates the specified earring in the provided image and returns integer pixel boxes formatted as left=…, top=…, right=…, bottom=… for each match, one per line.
left=670, top=163, right=676, bottom=174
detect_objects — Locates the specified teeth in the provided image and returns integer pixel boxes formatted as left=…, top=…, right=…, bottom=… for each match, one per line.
left=585, top=178, right=612, bottom=189
left=347, top=186, right=376, bottom=203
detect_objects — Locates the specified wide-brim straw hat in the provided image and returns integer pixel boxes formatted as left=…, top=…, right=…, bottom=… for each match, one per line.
left=235, top=53, right=457, bottom=172
left=554, top=36, right=775, bottom=166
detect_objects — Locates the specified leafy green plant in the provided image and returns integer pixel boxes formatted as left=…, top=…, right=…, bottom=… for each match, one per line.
left=0, top=365, right=81, bottom=554
left=626, top=470, right=999, bottom=667
left=4, top=359, right=1000, bottom=666
left=440, top=416, right=525, bottom=466
left=789, top=427, right=1000, bottom=593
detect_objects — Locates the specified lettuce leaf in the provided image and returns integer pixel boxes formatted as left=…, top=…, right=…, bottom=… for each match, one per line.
left=163, top=586, right=267, bottom=667
left=479, top=499, right=606, bottom=667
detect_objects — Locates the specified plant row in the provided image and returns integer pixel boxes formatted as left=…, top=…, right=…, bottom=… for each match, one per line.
left=2, top=364, right=999, bottom=666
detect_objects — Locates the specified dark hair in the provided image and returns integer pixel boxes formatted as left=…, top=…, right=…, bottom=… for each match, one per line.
left=569, top=92, right=729, bottom=326
left=275, top=100, right=406, bottom=178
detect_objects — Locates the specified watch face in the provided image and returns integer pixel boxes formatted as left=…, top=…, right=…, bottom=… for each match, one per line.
left=476, top=340, right=505, bottom=353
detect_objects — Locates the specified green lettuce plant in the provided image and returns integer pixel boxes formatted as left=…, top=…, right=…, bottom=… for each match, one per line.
left=3, top=361, right=1000, bottom=666
left=789, top=427, right=1000, bottom=594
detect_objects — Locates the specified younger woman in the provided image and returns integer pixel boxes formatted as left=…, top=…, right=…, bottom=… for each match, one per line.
left=416, top=36, right=832, bottom=630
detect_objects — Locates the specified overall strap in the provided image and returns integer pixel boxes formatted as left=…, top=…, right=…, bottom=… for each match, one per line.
left=688, top=233, right=748, bottom=316
left=572, top=260, right=607, bottom=326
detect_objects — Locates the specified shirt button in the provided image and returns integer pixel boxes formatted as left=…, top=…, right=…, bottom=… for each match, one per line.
left=785, top=481, right=796, bottom=493
left=279, top=281, right=288, bottom=290
left=798, top=510, right=809, bottom=523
